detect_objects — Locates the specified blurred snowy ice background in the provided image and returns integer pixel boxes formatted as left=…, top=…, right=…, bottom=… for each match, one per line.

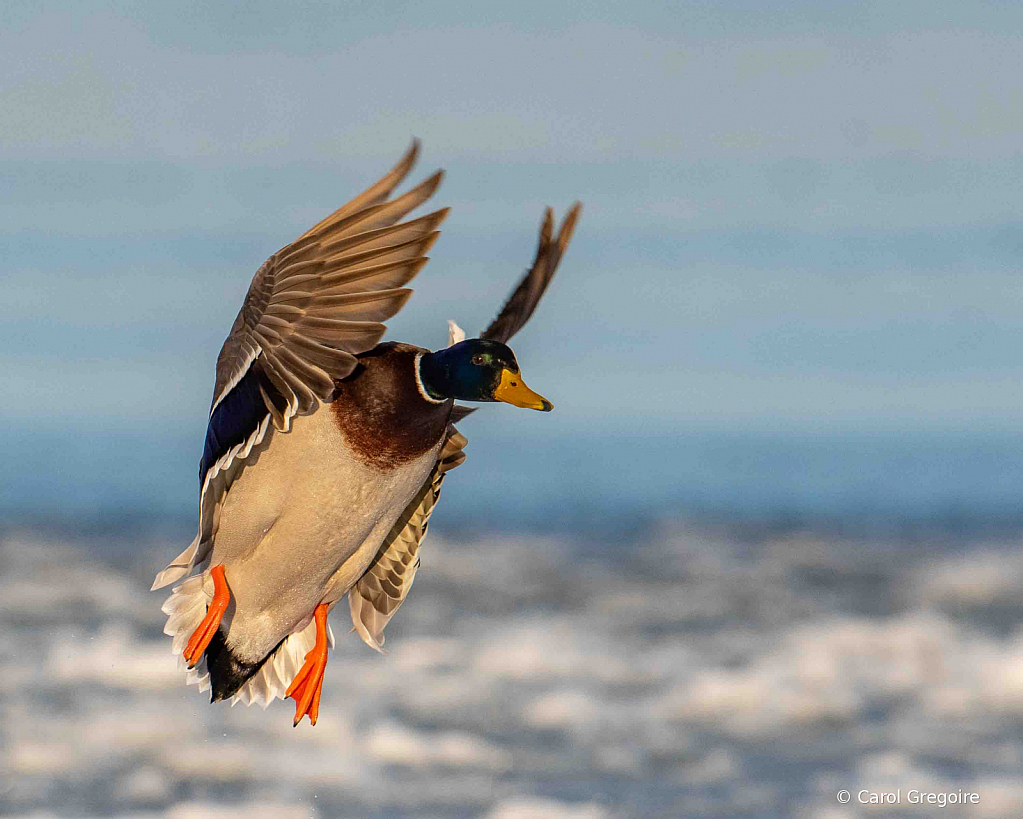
left=5, top=515, right=1023, bottom=819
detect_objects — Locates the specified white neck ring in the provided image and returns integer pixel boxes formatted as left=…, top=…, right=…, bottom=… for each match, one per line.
left=414, top=353, right=447, bottom=404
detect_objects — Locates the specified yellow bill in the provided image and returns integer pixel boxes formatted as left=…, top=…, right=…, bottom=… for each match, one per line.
left=493, top=368, right=553, bottom=412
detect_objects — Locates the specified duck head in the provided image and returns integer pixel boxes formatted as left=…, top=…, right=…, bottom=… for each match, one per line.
left=418, top=339, right=553, bottom=411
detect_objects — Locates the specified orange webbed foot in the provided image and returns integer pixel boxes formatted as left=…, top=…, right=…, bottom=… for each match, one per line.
left=183, top=564, right=230, bottom=668
left=286, top=603, right=330, bottom=726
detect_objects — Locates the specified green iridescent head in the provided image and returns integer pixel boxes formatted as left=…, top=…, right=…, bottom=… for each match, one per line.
left=418, top=339, right=553, bottom=411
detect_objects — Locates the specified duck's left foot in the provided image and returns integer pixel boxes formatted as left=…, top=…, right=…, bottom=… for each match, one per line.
left=183, top=564, right=230, bottom=668
left=286, top=602, right=330, bottom=726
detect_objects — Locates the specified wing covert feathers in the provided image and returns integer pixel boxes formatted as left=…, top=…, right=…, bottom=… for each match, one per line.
left=349, top=426, right=468, bottom=652
left=481, top=202, right=581, bottom=344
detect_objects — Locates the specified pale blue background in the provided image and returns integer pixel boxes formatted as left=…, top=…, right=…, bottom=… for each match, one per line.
left=3, top=0, right=1023, bottom=524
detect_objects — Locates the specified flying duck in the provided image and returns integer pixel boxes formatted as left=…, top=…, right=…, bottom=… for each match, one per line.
left=152, top=141, right=580, bottom=726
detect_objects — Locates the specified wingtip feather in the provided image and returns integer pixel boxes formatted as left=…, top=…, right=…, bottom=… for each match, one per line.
left=557, top=202, right=583, bottom=248
left=297, top=140, right=425, bottom=242
left=417, top=169, right=445, bottom=200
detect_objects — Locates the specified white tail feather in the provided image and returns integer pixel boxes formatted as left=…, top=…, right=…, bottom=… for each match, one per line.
left=162, top=571, right=214, bottom=690
left=161, top=568, right=336, bottom=708
left=151, top=535, right=202, bottom=590
left=230, top=616, right=335, bottom=708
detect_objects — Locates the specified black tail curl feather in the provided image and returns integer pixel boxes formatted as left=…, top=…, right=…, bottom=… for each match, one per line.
left=204, top=628, right=263, bottom=702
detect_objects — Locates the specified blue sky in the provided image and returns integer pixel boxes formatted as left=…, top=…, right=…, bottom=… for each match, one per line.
left=4, top=1, right=1023, bottom=515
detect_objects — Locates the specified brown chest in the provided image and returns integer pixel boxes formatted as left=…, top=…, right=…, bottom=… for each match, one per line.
left=329, top=344, right=452, bottom=470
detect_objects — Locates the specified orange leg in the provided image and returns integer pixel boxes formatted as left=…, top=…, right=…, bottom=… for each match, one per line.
left=183, top=564, right=230, bottom=668
left=286, top=603, right=330, bottom=727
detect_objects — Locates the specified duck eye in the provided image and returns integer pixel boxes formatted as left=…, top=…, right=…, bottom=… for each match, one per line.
left=471, top=354, right=486, bottom=366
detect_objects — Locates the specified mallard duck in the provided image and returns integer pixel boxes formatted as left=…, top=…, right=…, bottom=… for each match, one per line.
left=152, top=141, right=580, bottom=726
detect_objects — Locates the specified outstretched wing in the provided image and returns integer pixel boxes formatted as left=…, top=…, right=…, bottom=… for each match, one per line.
left=481, top=202, right=581, bottom=344
left=212, top=139, right=447, bottom=424
left=153, top=142, right=447, bottom=590
left=348, top=426, right=468, bottom=651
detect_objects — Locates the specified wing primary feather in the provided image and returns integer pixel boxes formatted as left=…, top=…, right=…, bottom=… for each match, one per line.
left=296, top=139, right=420, bottom=242
left=326, top=171, right=444, bottom=240
left=271, top=207, right=447, bottom=272
left=274, top=256, right=430, bottom=302
left=320, top=208, right=449, bottom=256
left=294, top=316, right=385, bottom=334
left=306, top=285, right=411, bottom=308
left=481, top=202, right=582, bottom=344
left=275, top=233, right=439, bottom=290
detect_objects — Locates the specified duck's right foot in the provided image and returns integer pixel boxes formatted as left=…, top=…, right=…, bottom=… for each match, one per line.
left=286, top=602, right=330, bottom=726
